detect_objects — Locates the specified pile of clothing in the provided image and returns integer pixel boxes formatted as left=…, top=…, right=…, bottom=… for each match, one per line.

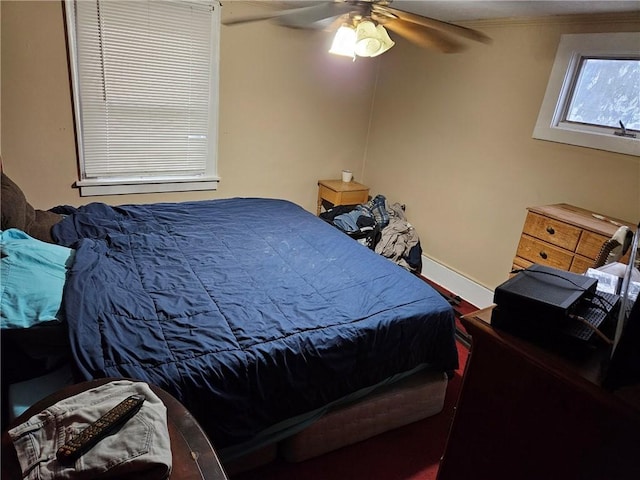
left=320, top=195, right=422, bottom=273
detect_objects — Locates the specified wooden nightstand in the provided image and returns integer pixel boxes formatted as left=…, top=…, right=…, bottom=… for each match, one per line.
left=317, top=179, right=369, bottom=215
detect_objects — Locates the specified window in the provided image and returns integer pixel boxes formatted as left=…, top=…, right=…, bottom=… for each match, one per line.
left=65, top=0, right=221, bottom=196
left=533, top=32, right=640, bottom=157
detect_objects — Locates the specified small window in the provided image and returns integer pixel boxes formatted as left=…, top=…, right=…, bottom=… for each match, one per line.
left=533, top=33, right=640, bottom=157
left=562, top=57, right=639, bottom=130
left=65, top=0, right=221, bottom=196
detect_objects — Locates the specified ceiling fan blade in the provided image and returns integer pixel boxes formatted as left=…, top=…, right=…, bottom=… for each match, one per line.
left=376, top=5, right=491, bottom=45
left=274, top=2, right=357, bottom=29
left=223, top=2, right=355, bottom=29
left=384, top=19, right=465, bottom=53
left=222, top=9, right=287, bottom=26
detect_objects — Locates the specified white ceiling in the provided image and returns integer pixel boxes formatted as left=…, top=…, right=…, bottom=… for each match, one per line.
left=390, top=0, right=640, bottom=22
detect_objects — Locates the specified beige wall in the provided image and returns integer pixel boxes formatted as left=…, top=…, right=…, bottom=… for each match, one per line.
left=364, top=14, right=640, bottom=288
left=1, top=1, right=376, bottom=210
left=2, top=2, right=639, bottom=290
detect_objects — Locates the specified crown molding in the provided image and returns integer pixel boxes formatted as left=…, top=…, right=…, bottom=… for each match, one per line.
left=461, top=11, right=640, bottom=29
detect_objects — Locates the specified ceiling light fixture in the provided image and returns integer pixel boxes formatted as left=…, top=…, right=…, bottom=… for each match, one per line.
left=329, top=19, right=394, bottom=59
left=329, top=24, right=357, bottom=58
left=354, top=20, right=394, bottom=57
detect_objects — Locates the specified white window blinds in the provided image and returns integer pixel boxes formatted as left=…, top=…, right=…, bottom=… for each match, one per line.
left=67, top=0, right=220, bottom=186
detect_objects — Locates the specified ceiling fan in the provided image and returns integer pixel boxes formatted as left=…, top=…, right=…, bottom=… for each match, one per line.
left=222, top=1, right=492, bottom=58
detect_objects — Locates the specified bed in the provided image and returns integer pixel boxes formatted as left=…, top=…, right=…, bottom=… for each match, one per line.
left=1, top=174, right=458, bottom=468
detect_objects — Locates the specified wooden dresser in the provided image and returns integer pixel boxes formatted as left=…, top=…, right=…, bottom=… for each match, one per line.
left=513, top=204, right=635, bottom=274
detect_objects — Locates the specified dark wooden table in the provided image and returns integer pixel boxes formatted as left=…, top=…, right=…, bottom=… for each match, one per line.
left=437, top=308, right=640, bottom=480
left=1, top=378, right=228, bottom=480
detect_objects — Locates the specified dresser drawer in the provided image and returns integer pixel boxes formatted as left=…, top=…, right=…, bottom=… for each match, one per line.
left=513, top=256, right=533, bottom=271
left=575, top=230, right=609, bottom=260
left=522, top=212, right=582, bottom=251
left=516, top=234, right=574, bottom=270
left=570, top=255, right=594, bottom=274
left=512, top=257, right=534, bottom=276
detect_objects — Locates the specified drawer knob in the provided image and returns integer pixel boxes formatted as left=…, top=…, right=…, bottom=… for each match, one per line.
left=539, top=251, right=548, bottom=260
left=546, top=226, right=555, bottom=235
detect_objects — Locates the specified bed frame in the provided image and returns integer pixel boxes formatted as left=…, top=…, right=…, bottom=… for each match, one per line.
left=226, top=369, right=448, bottom=473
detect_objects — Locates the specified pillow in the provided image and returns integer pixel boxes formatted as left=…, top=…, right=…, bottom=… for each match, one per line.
left=1, top=229, right=75, bottom=329
left=1, top=172, right=63, bottom=243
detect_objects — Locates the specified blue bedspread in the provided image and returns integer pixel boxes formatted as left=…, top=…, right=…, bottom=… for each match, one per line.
left=53, top=198, right=457, bottom=451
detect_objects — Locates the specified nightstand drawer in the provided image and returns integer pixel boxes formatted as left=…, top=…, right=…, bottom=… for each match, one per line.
left=337, top=189, right=369, bottom=206
left=516, top=234, right=574, bottom=270
left=522, top=212, right=581, bottom=251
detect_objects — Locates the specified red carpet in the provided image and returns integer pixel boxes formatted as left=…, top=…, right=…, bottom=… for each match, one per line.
left=233, top=340, right=469, bottom=480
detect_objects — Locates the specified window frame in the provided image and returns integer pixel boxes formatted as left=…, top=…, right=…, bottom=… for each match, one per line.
left=533, top=32, right=640, bottom=157
left=64, top=0, right=222, bottom=196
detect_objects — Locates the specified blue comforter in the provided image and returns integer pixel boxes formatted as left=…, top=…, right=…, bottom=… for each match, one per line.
left=53, top=198, right=457, bottom=451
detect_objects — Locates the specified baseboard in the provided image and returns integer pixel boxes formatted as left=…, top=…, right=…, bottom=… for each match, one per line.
left=420, top=256, right=494, bottom=309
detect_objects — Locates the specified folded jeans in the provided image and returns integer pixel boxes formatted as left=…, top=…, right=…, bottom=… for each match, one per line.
left=9, top=380, right=172, bottom=480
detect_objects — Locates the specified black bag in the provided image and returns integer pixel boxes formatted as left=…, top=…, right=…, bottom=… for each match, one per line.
left=319, top=206, right=381, bottom=250
left=346, top=224, right=381, bottom=250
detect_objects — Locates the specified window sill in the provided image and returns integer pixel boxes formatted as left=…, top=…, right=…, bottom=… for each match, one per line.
left=75, top=177, right=220, bottom=196
left=533, top=125, right=640, bottom=157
